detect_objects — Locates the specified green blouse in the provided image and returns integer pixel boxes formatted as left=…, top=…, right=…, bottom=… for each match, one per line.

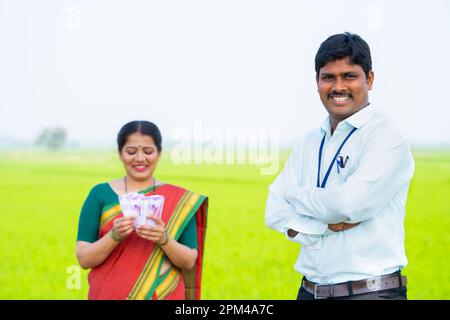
left=77, top=183, right=198, bottom=249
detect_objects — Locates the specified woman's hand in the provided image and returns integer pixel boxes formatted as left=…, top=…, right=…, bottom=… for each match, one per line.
left=111, top=216, right=136, bottom=241
left=136, top=215, right=167, bottom=245
left=77, top=216, right=135, bottom=268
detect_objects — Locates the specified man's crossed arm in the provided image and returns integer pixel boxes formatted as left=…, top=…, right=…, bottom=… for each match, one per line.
left=265, top=131, right=413, bottom=245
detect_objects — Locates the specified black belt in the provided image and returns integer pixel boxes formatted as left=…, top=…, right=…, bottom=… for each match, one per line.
left=302, top=272, right=407, bottom=299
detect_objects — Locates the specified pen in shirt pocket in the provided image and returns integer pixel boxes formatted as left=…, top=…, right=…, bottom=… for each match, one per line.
left=336, top=155, right=349, bottom=174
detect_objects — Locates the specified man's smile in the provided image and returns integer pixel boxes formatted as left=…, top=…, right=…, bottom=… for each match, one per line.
left=328, top=92, right=352, bottom=105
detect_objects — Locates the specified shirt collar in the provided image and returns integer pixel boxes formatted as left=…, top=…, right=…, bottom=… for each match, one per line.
left=321, top=104, right=375, bottom=135
left=344, top=103, right=375, bottom=128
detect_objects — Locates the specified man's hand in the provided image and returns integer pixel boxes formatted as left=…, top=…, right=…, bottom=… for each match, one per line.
left=287, top=229, right=299, bottom=238
left=328, top=222, right=360, bottom=232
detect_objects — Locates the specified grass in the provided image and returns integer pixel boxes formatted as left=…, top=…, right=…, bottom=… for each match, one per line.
left=0, top=149, right=448, bottom=299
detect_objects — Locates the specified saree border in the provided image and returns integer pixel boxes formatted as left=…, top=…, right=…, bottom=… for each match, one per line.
left=128, top=191, right=206, bottom=300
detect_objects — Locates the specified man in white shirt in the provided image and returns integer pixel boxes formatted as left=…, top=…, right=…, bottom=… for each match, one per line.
left=265, top=32, right=414, bottom=300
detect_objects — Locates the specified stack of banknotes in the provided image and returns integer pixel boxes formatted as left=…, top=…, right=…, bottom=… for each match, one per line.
left=118, top=192, right=165, bottom=227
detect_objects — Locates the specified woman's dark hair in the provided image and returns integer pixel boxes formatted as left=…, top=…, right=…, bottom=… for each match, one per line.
left=117, top=121, right=162, bottom=153
left=315, top=32, right=372, bottom=78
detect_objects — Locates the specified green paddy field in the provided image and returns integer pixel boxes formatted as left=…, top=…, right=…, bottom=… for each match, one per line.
left=0, top=149, right=449, bottom=299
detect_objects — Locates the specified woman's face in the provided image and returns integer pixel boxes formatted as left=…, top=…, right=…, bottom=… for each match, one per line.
left=119, top=132, right=161, bottom=182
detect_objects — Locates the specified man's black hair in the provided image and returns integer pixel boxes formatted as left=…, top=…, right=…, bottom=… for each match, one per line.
left=315, top=32, right=372, bottom=78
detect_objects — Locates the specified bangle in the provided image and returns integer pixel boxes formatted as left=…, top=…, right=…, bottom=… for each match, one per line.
left=110, top=229, right=122, bottom=242
left=159, top=231, right=170, bottom=246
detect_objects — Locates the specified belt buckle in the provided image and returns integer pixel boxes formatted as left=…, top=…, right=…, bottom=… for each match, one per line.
left=366, top=277, right=382, bottom=291
left=314, top=284, right=330, bottom=299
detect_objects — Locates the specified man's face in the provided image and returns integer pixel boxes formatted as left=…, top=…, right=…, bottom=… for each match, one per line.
left=317, top=57, right=374, bottom=124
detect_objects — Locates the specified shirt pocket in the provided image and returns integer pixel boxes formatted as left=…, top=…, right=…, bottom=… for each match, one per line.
left=335, top=155, right=356, bottom=184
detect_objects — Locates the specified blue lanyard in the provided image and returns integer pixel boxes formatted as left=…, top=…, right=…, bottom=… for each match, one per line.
left=317, top=127, right=357, bottom=188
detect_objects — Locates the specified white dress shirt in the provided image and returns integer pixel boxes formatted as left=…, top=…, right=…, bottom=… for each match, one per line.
left=265, top=105, right=414, bottom=284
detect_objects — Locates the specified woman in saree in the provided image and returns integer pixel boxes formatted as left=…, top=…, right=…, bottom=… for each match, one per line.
left=76, top=121, right=208, bottom=300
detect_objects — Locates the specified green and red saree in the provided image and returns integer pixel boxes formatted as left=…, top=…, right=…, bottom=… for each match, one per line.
left=87, top=184, right=208, bottom=300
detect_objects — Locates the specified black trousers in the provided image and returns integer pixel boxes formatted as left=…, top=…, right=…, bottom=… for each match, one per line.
left=297, top=281, right=407, bottom=300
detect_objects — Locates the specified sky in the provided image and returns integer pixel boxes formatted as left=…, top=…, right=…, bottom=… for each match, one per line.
left=0, top=0, right=449, bottom=147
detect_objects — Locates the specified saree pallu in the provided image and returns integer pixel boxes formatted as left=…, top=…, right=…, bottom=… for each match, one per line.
left=87, top=184, right=208, bottom=300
